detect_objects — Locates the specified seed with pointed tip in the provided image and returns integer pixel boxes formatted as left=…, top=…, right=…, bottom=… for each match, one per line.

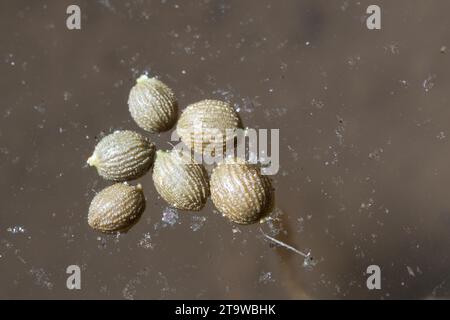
left=88, top=183, right=146, bottom=233
left=128, top=75, right=178, bottom=133
left=210, top=158, right=274, bottom=224
left=87, top=130, right=155, bottom=181
left=176, top=99, right=241, bottom=154
left=152, top=150, right=210, bottom=211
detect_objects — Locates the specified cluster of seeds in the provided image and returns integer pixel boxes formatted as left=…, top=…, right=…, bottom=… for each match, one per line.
left=86, top=74, right=274, bottom=233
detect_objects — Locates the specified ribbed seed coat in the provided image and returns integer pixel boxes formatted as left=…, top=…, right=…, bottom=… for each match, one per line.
left=176, top=99, right=241, bottom=154
left=128, top=75, right=178, bottom=133
left=152, top=150, right=210, bottom=211
left=87, top=130, right=155, bottom=181
left=210, top=159, right=274, bottom=224
left=88, top=183, right=146, bottom=233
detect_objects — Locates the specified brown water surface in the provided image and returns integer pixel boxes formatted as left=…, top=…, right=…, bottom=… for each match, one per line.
left=1, top=0, right=450, bottom=299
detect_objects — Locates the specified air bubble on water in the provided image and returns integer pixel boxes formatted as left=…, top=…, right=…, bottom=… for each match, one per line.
left=4, top=53, right=15, bottom=66
left=383, top=43, right=400, bottom=55
left=436, top=131, right=446, bottom=140
left=287, top=145, right=299, bottom=161
left=98, top=0, right=116, bottom=13
left=230, top=226, right=242, bottom=241
left=122, top=282, right=136, bottom=300
left=263, top=106, right=287, bottom=118
left=122, top=269, right=150, bottom=300
left=138, top=232, right=154, bottom=249
left=232, top=226, right=241, bottom=234
left=311, top=98, right=324, bottom=109
left=190, top=216, right=206, bottom=232
left=3, top=108, right=12, bottom=118
left=263, top=208, right=285, bottom=236
left=212, top=88, right=235, bottom=102
left=214, top=90, right=257, bottom=114
left=113, top=79, right=124, bottom=88
left=297, top=217, right=305, bottom=233
left=29, top=268, right=54, bottom=290
left=368, top=148, right=383, bottom=161
left=157, top=272, right=174, bottom=297
left=7, top=226, right=26, bottom=234
left=259, top=271, right=275, bottom=284
left=161, top=207, right=179, bottom=226
left=347, top=55, right=361, bottom=68
left=399, top=80, right=408, bottom=88
left=423, top=75, right=436, bottom=92
left=33, top=104, right=46, bottom=114
left=130, top=67, right=141, bottom=78
left=341, top=0, right=349, bottom=11
left=360, top=198, right=374, bottom=211
left=62, top=226, right=75, bottom=243
left=63, top=91, right=72, bottom=101
left=96, top=236, right=108, bottom=250
left=113, top=232, right=123, bottom=244
left=0, top=147, right=9, bottom=155
left=302, top=252, right=317, bottom=270
left=240, top=97, right=257, bottom=113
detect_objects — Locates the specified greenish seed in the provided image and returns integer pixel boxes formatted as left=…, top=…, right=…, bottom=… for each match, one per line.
left=128, top=75, right=178, bottom=133
left=88, top=183, right=146, bottom=233
left=152, top=149, right=210, bottom=211
left=87, top=130, right=155, bottom=181
left=210, top=158, right=274, bottom=224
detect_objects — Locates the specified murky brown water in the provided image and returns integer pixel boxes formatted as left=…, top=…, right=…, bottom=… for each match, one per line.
left=2, top=0, right=450, bottom=299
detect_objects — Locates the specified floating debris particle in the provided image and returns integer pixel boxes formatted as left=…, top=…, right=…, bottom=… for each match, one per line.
left=63, top=91, right=72, bottom=101
left=360, top=198, right=375, bottom=210
left=423, top=75, right=436, bottom=93
left=29, top=268, right=54, bottom=290
left=259, top=271, right=275, bottom=284
left=7, top=226, right=26, bottom=234
left=260, top=229, right=316, bottom=270
left=437, top=131, right=446, bottom=140
left=399, top=79, right=409, bottom=88
left=384, top=43, right=400, bottom=55
left=161, top=207, right=179, bottom=226
left=138, top=232, right=154, bottom=249
left=33, top=104, right=46, bottom=114
left=347, top=55, right=361, bottom=68
left=368, top=148, right=384, bottom=161
left=407, top=266, right=416, bottom=277
left=311, top=98, right=324, bottom=109
left=190, top=216, right=206, bottom=232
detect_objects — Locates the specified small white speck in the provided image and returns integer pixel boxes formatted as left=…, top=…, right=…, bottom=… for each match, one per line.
left=162, top=207, right=179, bottom=226
left=437, top=131, right=446, bottom=140
left=407, top=266, right=416, bottom=277
left=7, top=226, right=26, bottom=234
